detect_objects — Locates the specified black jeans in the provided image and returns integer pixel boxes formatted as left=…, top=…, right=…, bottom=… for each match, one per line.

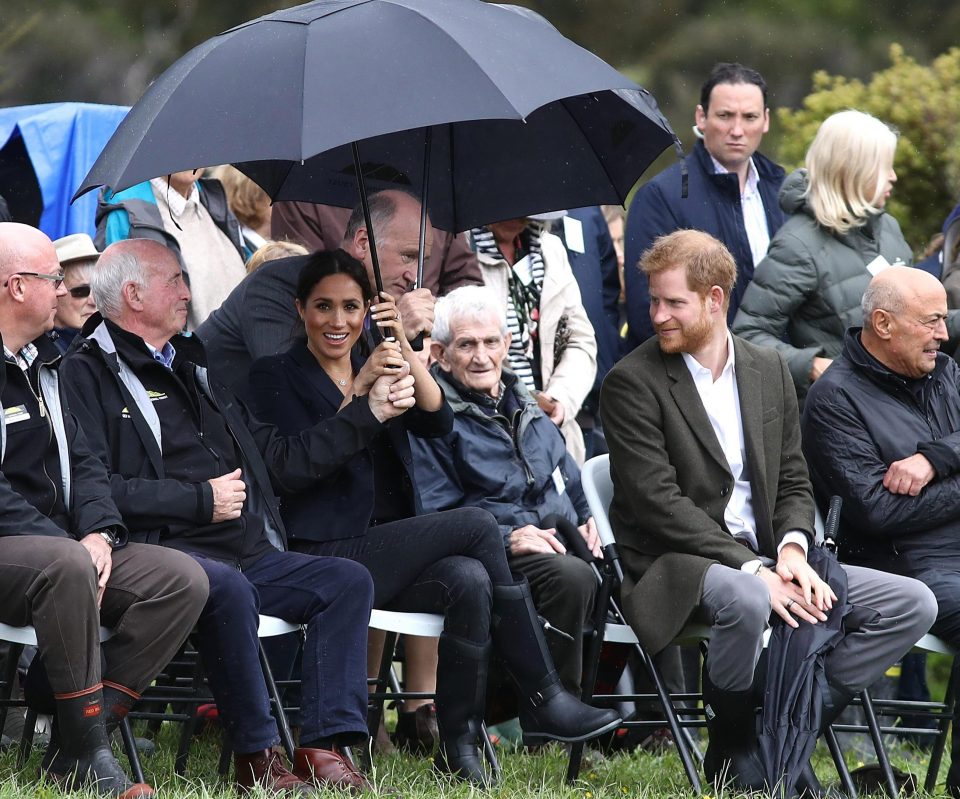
left=292, top=508, right=510, bottom=644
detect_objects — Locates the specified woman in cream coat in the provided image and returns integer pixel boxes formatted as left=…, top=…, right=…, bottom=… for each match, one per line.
left=471, top=218, right=596, bottom=464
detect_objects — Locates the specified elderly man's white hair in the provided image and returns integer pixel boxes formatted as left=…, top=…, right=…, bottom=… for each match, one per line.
left=432, top=286, right=509, bottom=347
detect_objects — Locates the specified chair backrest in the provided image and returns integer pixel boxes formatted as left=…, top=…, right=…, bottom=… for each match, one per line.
left=581, top=454, right=616, bottom=548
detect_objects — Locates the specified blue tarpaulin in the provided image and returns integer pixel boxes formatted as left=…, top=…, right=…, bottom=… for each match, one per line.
left=0, top=102, right=128, bottom=239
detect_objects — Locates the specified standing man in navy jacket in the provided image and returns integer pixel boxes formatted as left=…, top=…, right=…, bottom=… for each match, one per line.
left=622, top=63, right=785, bottom=350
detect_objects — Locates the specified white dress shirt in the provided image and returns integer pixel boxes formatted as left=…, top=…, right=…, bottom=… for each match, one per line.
left=682, top=333, right=808, bottom=567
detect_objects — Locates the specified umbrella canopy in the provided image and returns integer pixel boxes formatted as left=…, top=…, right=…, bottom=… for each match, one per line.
left=76, top=0, right=677, bottom=230
left=233, top=88, right=672, bottom=232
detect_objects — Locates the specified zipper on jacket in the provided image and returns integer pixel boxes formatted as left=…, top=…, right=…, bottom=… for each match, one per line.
left=19, top=363, right=58, bottom=515
left=510, top=408, right=535, bottom=487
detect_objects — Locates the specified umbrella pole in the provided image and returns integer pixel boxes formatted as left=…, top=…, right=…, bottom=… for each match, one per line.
left=407, top=127, right=433, bottom=352
left=352, top=142, right=395, bottom=345
left=352, top=142, right=385, bottom=297
left=415, top=126, right=432, bottom=290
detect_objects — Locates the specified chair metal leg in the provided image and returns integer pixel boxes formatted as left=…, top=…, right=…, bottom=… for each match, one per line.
left=367, top=631, right=399, bottom=739
left=825, top=725, right=858, bottom=798
left=566, top=568, right=615, bottom=784
left=479, top=721, right=501, bottom=781
left=174, top=655, right=205, bottom=775
left=259, top=640, right=296, bottom=759
left=218, top=727, right=233, bottom=777
left=925, top=657, right=960, bottom=793
left=636, top=642, right=702, bottom=794
left=17, top=707, right=36, bottom=769
left=859, top=689, right=899, bottom=799
left=0, top=643, right=22, bottom=736
left=119, top=717, right=145, bottom=784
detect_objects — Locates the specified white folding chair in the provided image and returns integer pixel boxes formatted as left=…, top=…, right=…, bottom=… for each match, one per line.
left=367, top=609, right=500, bottom=779
left=569, top=454, right=707, bottom=790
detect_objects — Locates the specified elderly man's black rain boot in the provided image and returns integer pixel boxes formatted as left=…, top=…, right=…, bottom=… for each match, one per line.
left=43, top=686, right=154, bottom=799
left=433, top=634, right=495, bottom=786
left=490, top=579, right=621, bottom=743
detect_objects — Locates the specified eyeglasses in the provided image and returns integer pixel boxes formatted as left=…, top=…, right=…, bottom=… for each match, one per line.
left=68, top=285, right=91, bottom=299
left=3, top=272, right=65, bottom=289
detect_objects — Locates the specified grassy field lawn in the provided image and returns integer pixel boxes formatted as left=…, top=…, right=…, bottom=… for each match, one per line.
left=0, top=720, right=948, bottom=799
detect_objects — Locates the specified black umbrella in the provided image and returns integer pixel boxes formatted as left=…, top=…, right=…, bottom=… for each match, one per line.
left=76, top=0, right=677, bottom=292
left=759, top=547, right=847, bottom=797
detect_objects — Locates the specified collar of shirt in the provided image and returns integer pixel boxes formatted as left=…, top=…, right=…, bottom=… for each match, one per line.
left=3, top=342, right=38, bottom=373
left=681, top=331, right=736, bottom=384
left=144, top=340, right=177, bottom=370
left=710, top=154, right=761, bottom=198
left=150, top=177, right=200, bottom=219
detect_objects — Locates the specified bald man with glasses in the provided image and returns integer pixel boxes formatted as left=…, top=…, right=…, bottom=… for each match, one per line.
left=0, top=223, right=207, bottom=799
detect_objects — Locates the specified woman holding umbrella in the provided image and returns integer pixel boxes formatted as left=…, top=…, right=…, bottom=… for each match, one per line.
left=249, top=249, right=620, bottom=785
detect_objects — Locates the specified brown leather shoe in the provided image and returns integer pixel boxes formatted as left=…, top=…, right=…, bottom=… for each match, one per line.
left=234, top=748, right=315, bottom=795
left=293, top=747, right=372, bottom=794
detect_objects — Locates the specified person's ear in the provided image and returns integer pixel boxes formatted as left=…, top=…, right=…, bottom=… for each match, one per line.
left=762, top=107, right=770, bottom=135
left=295, top=298, right=305, bottom=322
left=708, top=285, right=725, bottom=313
left=4, top=274, right=25, bottom=303
left=122, top=280, right=143, bottom=311
left=872, top=308, right=894, bottom=340
left=353, top=227, right=369, bottom=257
left=432, top=341, right=449, bottom=370
left=695, top=104, right=707, bottom=133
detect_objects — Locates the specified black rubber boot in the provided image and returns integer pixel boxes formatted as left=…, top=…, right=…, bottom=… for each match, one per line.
left=701, top=658, right=766, bottom=791
left=43, top=687, right=153, bottom=798
left=433, top=634, right=493, bottom=786
left=101, top=682, right=141, bottom=734
left=491, top=579, right=621, bottom=743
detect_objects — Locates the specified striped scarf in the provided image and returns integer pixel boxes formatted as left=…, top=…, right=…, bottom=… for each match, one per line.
left=472, top=224, right=544, bottom=392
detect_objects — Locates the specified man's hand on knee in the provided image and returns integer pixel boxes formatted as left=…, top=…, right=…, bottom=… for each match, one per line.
left=79, top=533, right=113, bottom=606
left=509, top=525, right=566, bottom=556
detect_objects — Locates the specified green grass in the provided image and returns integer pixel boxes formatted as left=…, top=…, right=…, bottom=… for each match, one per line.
left=0, top=721, right=951, bottom=799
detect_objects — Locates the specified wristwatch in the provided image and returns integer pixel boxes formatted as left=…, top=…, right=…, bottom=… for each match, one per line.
left=99, top=527, right=120, bottom=548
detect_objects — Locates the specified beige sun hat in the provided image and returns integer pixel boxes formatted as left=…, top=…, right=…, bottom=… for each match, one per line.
left=53, top=233, right=100, bottom=266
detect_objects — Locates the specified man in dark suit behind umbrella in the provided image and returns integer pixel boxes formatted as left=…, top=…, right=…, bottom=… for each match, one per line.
left=600, top=229, right=934, bottom=792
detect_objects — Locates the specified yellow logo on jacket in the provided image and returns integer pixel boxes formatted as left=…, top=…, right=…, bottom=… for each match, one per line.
left=120, top=390, right=168, bottom=418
